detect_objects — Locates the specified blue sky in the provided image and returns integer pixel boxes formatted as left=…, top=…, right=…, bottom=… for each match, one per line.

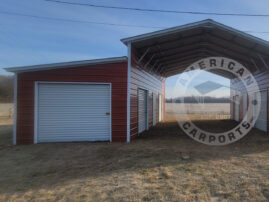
left=1, top=0, right=269, bottom=97
left=166, top=70, right=231, bottom=98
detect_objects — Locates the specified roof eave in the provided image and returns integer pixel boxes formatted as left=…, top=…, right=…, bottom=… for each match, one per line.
left=4, top=56, right=127, bottom=73
left=120, top=19, right=213, bottom=45
left=120, top=19, right=269, bottom=49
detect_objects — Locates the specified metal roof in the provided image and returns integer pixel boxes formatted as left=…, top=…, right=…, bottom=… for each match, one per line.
left=5, top=19, right=269, bottom=78
left=4, top=56, right=127, bottom=73
left=122, top=19, right=269, bottom=78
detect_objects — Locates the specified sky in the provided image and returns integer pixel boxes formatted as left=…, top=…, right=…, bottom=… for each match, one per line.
left=1, top=0, right=269, bottom=98
left=166, top=70, right=231, bottom=98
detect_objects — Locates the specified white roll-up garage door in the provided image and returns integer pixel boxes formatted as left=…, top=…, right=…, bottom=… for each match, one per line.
left=36, top=83, right=111, bottom=143
left=138, top=89, right=148, bottom=133
left=254, top=90, right=267, bottom=132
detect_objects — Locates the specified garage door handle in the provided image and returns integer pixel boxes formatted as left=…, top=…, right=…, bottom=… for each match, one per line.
left=106, top=112, right=110, bottom=116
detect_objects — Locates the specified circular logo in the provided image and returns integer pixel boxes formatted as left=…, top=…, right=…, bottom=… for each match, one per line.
left=172, top=57, right=261, bottom=145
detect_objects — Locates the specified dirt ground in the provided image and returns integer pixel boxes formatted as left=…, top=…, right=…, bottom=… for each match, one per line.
left=1, top=119, right=269, bottom=201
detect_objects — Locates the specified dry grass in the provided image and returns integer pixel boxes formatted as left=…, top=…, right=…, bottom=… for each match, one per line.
left=1, top=117, right=269, bottom=201
left=165, top=103, right=230, bottom=115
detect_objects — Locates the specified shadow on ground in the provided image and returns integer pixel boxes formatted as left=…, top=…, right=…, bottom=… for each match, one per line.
left=1, top=120, right=269, bottom=200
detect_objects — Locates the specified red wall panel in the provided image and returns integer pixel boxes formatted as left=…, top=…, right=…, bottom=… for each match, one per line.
left=16, top=62, right=127, bottom=144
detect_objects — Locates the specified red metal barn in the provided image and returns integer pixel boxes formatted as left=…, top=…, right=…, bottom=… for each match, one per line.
left=5, top=19, right=269, bottom=144
left=6, top=56, right=165, bottom=144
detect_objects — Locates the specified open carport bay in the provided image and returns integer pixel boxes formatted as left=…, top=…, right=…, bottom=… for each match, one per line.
left=1, top=118, right=269, bottom=201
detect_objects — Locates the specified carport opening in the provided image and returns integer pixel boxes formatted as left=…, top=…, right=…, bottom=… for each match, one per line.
left=166, top=69, right=237, bottom=133
left=124, top=19, right=269, bottom=140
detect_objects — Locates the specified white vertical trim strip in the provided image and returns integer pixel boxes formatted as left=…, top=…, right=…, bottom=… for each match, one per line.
left=34, top=82, right=38, bottom=144
left=13, top=74, right=17, bottom=145
left=127, top=43, right=131, bottom=143
left=146, top=90, right=149, bottom=130
left=109, top=83, right=112, bottom=142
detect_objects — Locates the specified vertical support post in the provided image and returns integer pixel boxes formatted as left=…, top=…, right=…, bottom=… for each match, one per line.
left=127, top=43, right=131, bottom=143
left=13, top=73, right=17, bottom=145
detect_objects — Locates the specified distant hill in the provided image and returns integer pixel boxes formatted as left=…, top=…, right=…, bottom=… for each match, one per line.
left=0, top=75, right=13, bottom=103
left=166, top=96, right=230, bottom=103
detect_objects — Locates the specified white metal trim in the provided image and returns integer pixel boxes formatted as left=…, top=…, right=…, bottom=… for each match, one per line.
left=121, top=19, right=269, bottom=48
left=13, top=74, right=17, bottom=145
left=34, top=81, right=112, bottom=143
left=109, top=83, right=112, bottom=142
left=34, top=82, right=38, bottom=144
left=121, top=19, right=212, bottom=44
left=5, top=56, right=127, bottom=73
left=127, top=43, right=131, bottom=142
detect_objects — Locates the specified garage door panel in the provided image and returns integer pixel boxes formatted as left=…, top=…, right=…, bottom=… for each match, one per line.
left=38, top=136, right=109, bottom=142
left=39, top=98, right=110, bottom=105
left=39, top=130, right=110, bottom=135
left=38, top=118, right=110, bottom=123
left=39, top=123, right=110, bottom=128
left=39, top=111, right=109, bottom=116
left=39, top=128, right=110, bottom=133
left=37, top=83, right=111, bottom=143
left=38, top=100, right=110, bottom=106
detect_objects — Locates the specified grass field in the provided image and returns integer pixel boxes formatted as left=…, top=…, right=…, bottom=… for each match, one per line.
left=165, top=103, right=231, bottom=121
left=165, top=103, right=230, bottom=114
left=1, top=116, right=269, bottom=201
left=0, top=103, right=13, bottom=118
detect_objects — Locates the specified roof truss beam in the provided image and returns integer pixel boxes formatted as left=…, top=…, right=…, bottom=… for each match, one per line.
left=137, top=32, right=203, bottom=53
left=206, top=32, right=269, bottom=58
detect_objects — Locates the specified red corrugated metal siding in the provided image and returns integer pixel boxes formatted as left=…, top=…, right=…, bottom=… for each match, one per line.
left=16, top=62, right=127, bottom=144
left=130, top=51, right=165, bottom=140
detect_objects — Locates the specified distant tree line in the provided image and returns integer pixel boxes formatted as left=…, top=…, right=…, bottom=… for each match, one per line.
left=166, top=96, right=230, bottom=103
left=0, top=75, right=13, bottom=103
